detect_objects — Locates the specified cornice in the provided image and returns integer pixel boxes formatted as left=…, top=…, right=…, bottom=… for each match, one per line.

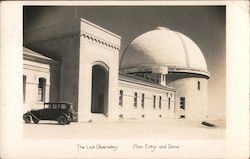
left=81, top=32, right=120, bottom=51
left=24, top=32, right=79, bottom=46
left=24, top=31, right=120, bottom=51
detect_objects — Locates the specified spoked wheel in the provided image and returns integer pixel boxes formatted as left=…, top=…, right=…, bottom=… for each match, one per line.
left=32, top=117, right=39, bottom=124
left=57, top=116, right=68, bottom=125
left=24, top=115, right=31, bottom=123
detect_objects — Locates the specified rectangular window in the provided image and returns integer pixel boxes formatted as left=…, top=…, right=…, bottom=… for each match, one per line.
left=52, top=104, right=57, bottom=109
left=153, top=95, right=156, bottom=109
left=141, top=93, right=145, bottom=108
left=134, top=92, right=138, bottom=108
left=168, top=97, right=171, bottom=110
left=198, top=81, right=201, bottom=90
left=61, top=104, right=67, bottom=109
left=38, top=78, right=46, bottom=102
left=180, top=97, right=185, bottom=110
left=119, top=90, right=123, bottom=106
left=23, top=75, right=26, bottom=102
left=159, top=96, right=162, bottom=109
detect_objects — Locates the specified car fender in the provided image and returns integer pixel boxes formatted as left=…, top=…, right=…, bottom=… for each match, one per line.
left=23, top=112, right=31, bottom=119
left=29, top=112, right=40, bottom=121
left=58, top=113, right=71, bottom=120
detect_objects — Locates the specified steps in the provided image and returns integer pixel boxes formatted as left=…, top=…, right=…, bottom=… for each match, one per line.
left=89, top=113, right=109, bottom=122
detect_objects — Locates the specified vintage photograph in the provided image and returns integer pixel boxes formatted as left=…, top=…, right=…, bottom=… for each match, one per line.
left=22, top=6, right=226, bottom=139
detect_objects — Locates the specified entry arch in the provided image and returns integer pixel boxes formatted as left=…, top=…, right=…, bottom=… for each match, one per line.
left=91, top=61, right=109, bottom=115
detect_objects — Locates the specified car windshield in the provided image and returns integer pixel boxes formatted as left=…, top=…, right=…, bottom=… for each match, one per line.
left=61, top=104, right=67, bottom=109
left=44, top=103, right=50, bottom=109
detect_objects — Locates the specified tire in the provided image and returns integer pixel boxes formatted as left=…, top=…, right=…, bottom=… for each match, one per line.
left=57, top=116, right=68, bottom=125
left=32, top=117, right=39, bottom=124
left=24, top=115, right=31, bottom=123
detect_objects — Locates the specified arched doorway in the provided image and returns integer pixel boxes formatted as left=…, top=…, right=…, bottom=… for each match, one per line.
left=91, top=63, right=109, bottom=115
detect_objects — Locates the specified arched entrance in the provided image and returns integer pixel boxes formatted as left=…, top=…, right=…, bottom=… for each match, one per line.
left=91, top=63, right=109, bottom=115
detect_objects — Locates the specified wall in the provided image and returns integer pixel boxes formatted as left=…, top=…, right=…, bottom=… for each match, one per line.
left=23, top=51, right=61, bottom=112
left=168, top=76, right=208, bottom=119
left=77, top=19, right=121, bottom=122
left=23, top=59, right=50, bottom=112
left=24, top=20, right=81, bottom=113
left=118, top=76, right=175, bottom=120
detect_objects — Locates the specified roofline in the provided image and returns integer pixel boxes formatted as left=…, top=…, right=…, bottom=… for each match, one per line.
left=80, top=18, right=121, bottom=40
left=119, top=73, right=175, bottom=91
left=23, top=47, right=60, bottom=64
left=120, top=65, right=210, bottom=78
left=23, top=47, right=53, bottom=61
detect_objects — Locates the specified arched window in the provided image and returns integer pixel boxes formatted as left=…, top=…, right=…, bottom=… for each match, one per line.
left=23, top=75, right=26, bottom=102
left=38, top=78, right=46, bottom=102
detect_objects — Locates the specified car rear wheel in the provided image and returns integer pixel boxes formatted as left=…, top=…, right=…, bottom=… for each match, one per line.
left=24, top=115, right=31, bottom=123
left=57, top=116, right=68, bottom=125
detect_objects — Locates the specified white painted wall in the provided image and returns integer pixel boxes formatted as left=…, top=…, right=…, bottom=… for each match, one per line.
left=168, top=77, right=208, bottom=119
left=118, top=79, right=175, bottom=120
left=77, top=19, right=121, bottom=122
left=23, top=59, right=50, bottom=112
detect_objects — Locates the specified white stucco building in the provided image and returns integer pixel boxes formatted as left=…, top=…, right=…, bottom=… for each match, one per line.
left=23, top=18, right=209, bottom=122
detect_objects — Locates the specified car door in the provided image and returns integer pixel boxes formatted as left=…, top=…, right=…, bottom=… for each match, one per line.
left=39, top=103, right=51, bottom=120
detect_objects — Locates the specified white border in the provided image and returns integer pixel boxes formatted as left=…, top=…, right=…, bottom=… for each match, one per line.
left=0, top=1, right=249, bottom=158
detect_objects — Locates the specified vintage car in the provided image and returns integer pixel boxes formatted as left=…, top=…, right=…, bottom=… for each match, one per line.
left=23, top=102, right=77, bottom=125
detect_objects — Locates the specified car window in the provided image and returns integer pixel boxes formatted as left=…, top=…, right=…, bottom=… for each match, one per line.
left=52, top=104, right=58, bottom=109
left=44, top=104, right=50, bottom=109
left=61, top=104, right=67, bottom=109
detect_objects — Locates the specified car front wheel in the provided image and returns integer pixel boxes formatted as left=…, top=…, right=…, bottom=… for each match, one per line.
left=24, top=115, right=31, bottom=123
left=57, top=116, right=68, bottom=125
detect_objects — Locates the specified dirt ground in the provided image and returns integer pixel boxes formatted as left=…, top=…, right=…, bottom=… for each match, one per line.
left=23, top=119, right=225, bottom=139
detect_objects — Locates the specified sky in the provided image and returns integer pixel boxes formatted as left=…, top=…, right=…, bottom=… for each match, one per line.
left=23, top=6, right=226, bottom=118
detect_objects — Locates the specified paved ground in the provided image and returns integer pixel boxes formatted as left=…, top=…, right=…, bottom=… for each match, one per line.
left=23, top=119, right=225, bottom=139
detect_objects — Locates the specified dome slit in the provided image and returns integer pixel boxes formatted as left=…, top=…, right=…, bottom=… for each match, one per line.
left=175, top=31, right=190, bottom=68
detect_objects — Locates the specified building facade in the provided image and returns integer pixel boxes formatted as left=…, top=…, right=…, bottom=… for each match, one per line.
left=23, top=18, right=209, bottom=122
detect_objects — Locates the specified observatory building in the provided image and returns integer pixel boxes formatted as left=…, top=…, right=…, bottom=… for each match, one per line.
left=23, top=18, right=209, bottom=122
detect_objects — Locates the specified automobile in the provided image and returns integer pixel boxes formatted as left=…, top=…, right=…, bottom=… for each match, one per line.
left=23, top=102, right=77, bottom=125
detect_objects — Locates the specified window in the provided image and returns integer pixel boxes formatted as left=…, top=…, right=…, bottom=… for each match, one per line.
left=23, top=75, right=26, bottom=102
left=198, top=81, right=201, bottom=90
left=153, top=95, right=156, bottom=109
left=119, top=90, right=123, bottom=106
left=168, top=97, right=171, bottom=110
left=141, top=93, right=145, bottom=108
left=38, top=78, right=46, bottom=102
left=159, top=96, right=162, bottom=109
left=134, top=92, right=138, bottom=108
left=52, top=104, right=57, bottom=109
left=61, top=104, right=67, bottom=109
left=180, top=97, right=185, bottom=110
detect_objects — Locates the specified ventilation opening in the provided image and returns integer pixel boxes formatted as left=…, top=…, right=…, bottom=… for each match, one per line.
left=141, top=114, right=145, bottom=118
left=119, top=114, right=123, bottom=119
left=159, top=114, right=162, bottom=118
left=180, top=115, right=185, bottom=119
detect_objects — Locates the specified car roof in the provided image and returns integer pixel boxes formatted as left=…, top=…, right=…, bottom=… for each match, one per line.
left=44, top=102, right=73, bottom=105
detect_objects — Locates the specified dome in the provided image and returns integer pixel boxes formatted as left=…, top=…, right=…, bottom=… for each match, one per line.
left=120, top=27, right=210, bottom=77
